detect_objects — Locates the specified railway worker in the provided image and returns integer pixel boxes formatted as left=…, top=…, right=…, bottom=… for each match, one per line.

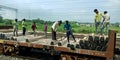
left=22, top=18, right=27, bottom=36
left=100, top=11, right=110, bottom=35
left=43, top=21, right=48, bottom=38
left=13, top=18, right=18, bottom=36
left=94, top=9, right=103, bottom=34
left=51, top=20, right=62, bottom=40
left=31, top=22, right=37, bottom=36
left=64, top=20, right=76, bottom=43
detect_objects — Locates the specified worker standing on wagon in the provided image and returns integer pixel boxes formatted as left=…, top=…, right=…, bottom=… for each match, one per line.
left=64, top=20, right=76, bottom=43
left=22, top=18, right=27, bottom=36
left=94, top=9, right=103, bottom=34
left=31, top=22, right=37, bottom=36
left=13, top=19, right=18, bottom=36
left=51, top=20, right=62, bottom=40
left=100, top=11, right=110, bottom=35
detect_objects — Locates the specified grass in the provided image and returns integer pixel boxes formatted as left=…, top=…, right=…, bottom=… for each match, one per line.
left=17, top=22, right=120, bottom=34
left=0, top=19, right=120, bottom=34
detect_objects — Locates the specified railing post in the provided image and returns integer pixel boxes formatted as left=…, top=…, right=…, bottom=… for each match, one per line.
left=106, top=30, right=117, bottom=60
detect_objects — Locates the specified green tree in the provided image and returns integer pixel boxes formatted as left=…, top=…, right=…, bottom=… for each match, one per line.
left=3, top=19, right=13, bottom=25
left=115, top=22, right=120, bottom=27
left=0, top=15, right=3, bottom=23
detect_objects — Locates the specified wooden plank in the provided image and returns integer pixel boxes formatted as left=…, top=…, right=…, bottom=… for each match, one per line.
left=18, top=42, right=28, bottom=47
left=32, top=44, right=43, bottom=48
left=54, top=46, right=69, bottom=52
left=4, top=41, right=15, bottom=45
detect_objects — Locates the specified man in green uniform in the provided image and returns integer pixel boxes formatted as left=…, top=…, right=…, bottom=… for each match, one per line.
left=94, top=9, right=103, bottom=34
left=22, top=18, right=27, bottom=36
left=13, top=19, right=18, bottom=36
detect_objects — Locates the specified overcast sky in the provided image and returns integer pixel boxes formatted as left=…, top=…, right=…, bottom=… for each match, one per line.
left=0, top=0, right=120, bottom=23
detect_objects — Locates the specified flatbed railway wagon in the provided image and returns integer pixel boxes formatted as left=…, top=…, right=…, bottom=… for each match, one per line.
left=0, top=26, right=119, bottom=60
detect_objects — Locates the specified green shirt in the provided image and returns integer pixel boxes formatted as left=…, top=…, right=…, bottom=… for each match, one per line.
left=95, top=12, right=103, bottom=22
left=13, top=21, right=18, bottom=28
left=22, top=21, right=26, bottom=27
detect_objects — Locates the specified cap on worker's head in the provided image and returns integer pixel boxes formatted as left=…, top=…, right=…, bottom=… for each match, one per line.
left=94, top=9, right=98, bottom=12
left=15, top=18, right=18, bottom=21
left=15, top=18, right=17, bottom=20
left=59, top=20, right=62, bottom=24
left=58, top=20, right=62, bottom=25
left=23, top=18, right=26, bottom=21
left=104, top=11, right=107, bottom=14
left=66, top=20, right=69, bottom=23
